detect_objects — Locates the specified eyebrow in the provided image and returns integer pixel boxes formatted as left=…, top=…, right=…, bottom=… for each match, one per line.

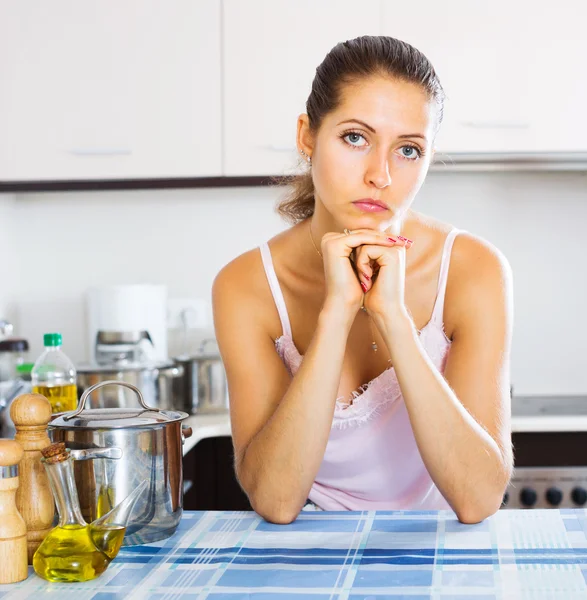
left=336, top=119, right=427, bottom=141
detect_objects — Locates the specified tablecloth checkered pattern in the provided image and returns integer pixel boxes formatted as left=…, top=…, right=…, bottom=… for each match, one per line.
left=3, top=509, right=587, bottom=599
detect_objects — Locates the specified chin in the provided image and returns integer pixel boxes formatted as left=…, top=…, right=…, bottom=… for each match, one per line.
left=346, top=213, right=396, bottom=232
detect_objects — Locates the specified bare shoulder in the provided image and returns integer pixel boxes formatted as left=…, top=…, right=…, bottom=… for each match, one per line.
left=212, top=226, right=299, bottom=339
left=213, top=247, right=265, bottom=300
left=447, top=231, right=514, bottom=337
left=451, top=231, right=513, bottom=289
left=212, top=247, right=272, bottom=332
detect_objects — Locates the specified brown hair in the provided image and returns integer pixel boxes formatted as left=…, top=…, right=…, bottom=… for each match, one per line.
left=277, top=35, right=445, bottom=224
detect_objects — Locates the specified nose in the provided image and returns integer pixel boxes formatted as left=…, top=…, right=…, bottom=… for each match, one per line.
left=365, top=151, right=391, bottom=190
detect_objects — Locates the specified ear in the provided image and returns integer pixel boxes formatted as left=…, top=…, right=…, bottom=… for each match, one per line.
left=296, top=114, right=314, bottom=158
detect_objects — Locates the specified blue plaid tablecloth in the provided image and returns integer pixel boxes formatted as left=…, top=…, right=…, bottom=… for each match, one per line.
left=3, top=509, right=587, bottom=599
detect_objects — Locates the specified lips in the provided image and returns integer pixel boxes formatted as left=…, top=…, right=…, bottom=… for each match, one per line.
left=352, top=198, right=389, bottom=212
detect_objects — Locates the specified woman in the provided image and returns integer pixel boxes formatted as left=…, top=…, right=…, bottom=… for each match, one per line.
left=213, top=36, right=513, bottom=524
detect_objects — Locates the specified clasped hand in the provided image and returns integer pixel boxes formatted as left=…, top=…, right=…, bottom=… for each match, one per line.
left=320, top=229, right=413, bottom=318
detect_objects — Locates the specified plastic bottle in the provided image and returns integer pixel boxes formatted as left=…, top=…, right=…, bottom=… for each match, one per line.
left=31, top=333, right=78, bottom=413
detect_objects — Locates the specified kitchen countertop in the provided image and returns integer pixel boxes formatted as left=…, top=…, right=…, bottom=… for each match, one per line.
left=4, top=509, right=587, bottom=598
left=181, top=398, right=587, bottom=457
left=181, top=412, right=231, bottom=456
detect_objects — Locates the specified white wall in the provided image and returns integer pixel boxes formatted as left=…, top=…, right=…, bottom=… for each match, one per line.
left=0, top=194, right=18, bottom=324
left=3, top=170, right=587, bottom=395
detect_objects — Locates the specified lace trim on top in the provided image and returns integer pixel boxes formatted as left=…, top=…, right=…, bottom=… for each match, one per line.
left=275, top=320, right=451, bottom=430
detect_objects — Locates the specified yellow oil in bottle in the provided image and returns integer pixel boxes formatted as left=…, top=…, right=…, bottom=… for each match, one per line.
left=33, top=523, right=126, bottom=582
left=96, top=484, right=116, bottom=519
left=33, top=383, right=78, bottom=413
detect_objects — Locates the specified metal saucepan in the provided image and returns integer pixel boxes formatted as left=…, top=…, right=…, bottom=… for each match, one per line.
left=173, top=338, right=229, bottom=414
left=48, top=380, right=193, bottom=545
left=76, top=361, right=184, bottom=411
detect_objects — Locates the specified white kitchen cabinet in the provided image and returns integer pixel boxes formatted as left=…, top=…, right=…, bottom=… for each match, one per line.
left=381, top=0, right=587, bottom=155
left=222, top=0, right=381, bottom=176
left=0, top=1, right=222, bottom=181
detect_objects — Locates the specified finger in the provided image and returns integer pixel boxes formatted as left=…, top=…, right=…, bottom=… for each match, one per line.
left=322, top=230, right=397, bottom=258
left=396, top=235, right=414, bottom=248
left=354, top=247, right=376, bottom=292
left=355, top=245, right=389, bottom=276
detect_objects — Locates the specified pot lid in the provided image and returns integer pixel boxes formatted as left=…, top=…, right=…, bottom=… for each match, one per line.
left=50, top=406, right=187, bottom=429
left=48, top=379, right=187, bottom=429
left=0, top=338, right=29, bottom=353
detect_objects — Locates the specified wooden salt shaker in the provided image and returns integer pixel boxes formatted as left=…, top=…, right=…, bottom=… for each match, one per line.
left=0, top=439, right=28, bottom=583
left=10, top=393, right=54, bottom=563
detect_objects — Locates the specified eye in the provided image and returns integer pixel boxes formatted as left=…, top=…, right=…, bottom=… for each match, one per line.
left=341, top=130, right=368, bottom=148
left=399, top=145, right=423, bottom=160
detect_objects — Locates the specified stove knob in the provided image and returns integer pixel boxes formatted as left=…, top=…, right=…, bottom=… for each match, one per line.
left=546, top=487, right=563, bottom=506
left=571, top=487, right=587, bottom=506
left=520, top=487, right=538, bottom=507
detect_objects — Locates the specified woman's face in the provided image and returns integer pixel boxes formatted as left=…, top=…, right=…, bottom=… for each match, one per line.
left=305, top=76, right=439, bottom=232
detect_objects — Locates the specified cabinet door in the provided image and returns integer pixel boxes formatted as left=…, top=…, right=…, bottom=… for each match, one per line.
left=223, top=0, right=381, bottom=176
left=523, top=1, right=587, bottom=152
left=0, top=1, right=222, bottom=181
left=381, top=0, right=587, bottom=155
left=381, top=0, right=534, bottom=154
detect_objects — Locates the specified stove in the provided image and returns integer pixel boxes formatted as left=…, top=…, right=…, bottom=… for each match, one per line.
left=505, top=395, right=587, bottom=509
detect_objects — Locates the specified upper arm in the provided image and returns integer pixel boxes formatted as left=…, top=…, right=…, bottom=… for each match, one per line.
left=443, top=234, right=514, bottom=471
left=212, top=253, right=291, bottom=477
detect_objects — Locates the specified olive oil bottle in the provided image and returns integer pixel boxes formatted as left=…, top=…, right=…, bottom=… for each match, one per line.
left=31, top=333, right=78, bottom=413
left=33, top=443, right=146, bottom=583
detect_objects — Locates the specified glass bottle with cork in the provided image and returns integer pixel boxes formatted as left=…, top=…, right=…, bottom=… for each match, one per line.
left=33, top=442, right=146, bottom=582
left=32, top=333, right=78, bottom=413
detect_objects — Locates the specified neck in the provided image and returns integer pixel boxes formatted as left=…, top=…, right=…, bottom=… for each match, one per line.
left=44, top=457, right=86, bottom=527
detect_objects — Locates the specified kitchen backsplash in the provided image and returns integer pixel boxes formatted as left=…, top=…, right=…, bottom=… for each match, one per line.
left=1, top=170, right=586, bottom=394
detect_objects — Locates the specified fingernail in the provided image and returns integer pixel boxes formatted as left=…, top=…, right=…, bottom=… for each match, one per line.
left=360, top=282, right=367, bottom=293
left=398, top=236, right=413, bottom=244
left=361, top=271, right=371, bottom=281
left=387, top=237, right=397, bottom=242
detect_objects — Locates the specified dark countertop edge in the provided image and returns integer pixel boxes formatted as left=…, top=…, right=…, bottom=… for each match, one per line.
left=0, top=176, right=294, bottom=193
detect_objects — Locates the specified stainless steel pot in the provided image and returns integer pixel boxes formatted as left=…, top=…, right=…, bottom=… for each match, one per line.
left=76, top=361, right=184, bottom=411
left=48, top=380, right=193, bottom=545
left=173, top=338, right=228, bottom=414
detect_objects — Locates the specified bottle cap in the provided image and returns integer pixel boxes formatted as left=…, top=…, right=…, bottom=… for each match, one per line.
left=43, top=333, right=63, bottom=347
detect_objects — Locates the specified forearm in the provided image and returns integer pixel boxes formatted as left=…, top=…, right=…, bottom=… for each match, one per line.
left=240, top=305, right=353, bottom=522
left=377, top=309, right=511, bottom=522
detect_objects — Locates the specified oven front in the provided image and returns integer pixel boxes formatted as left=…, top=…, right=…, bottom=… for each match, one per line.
left=504, top=431, right=587, bottom=509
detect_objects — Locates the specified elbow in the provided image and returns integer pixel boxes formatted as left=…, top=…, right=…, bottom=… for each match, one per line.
left=250, top=494, right=301, bottom=524
left=236, top=450, right=304, bottom=524
left=455, top=493, right=504, bottom=525
left=255, top=503, right=299, bottom=525
left=237, top=468, right=302, bottom=525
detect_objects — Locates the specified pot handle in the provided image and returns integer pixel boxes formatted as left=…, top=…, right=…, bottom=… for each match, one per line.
left=69, top=447, right=122, bottom=461
left=63, top=379, right=158, bottom=421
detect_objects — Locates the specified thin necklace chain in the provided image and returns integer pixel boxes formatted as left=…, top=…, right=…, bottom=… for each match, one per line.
left=308, top=223, right=378, bottom=353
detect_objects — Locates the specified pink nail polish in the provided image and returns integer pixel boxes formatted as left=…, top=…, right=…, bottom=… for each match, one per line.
left=398, top=235, right=413, bottom=244
left=360, top=282, right=367, bottom=293
left=387, top=237, right=397, bottom=242
left=361, top=271, right=371, bottom=281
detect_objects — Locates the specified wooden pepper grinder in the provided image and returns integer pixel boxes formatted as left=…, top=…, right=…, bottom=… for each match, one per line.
left=10, top=393, right=55, bottom=563
left=0, top=439, right=28, bottom=583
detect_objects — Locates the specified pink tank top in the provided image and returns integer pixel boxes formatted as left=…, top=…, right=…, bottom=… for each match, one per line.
left=259, top=229, right=460, bottom=511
